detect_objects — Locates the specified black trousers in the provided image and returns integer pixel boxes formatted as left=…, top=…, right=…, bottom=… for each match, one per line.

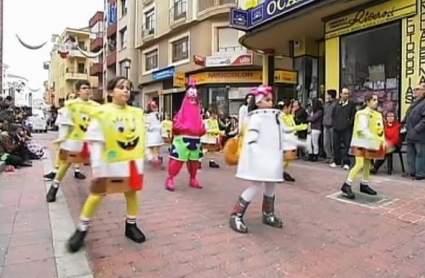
left=373, top=146, right=402, bottom=172
left=4, top=154, right=23, bottom=166
left=333, top=128, right=352, bottom=166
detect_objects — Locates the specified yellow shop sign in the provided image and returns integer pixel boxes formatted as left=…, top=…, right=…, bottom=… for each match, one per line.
left=173, top=72, right=186, bottom=88
left=325, top=0, right=416, bottom=39
left=189, top=70, right=297, bottom=85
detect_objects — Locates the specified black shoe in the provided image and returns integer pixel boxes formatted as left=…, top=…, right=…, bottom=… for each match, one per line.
left=229, top=197, right=250, bottom=233
left=74, top=171, right=86, bottom=180
left=341, top=182, right=355, bottom=199
left=262, top=195, right=283, bottom=228
left=283, top=172, right=295, bottom=182
left=306, top=154, right=313, bottom=161
left=125, top=222, right=146, bottom=243
left=46, top=186, right=59, bottom=203
left=414, top=176, right=425, bottom=181
left=360, top=183, right=377, bottom=195
left=370, top=168, right=378, bottom=175
left=311, top=155, right=318, bottom=162
left=67, top=229, right=87, bottom=253
left=209, top=161, right=220, bottom=169
left=44, top=172, right=56, bottom=180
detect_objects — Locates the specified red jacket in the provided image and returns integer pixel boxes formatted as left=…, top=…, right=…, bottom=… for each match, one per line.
left=385, top=121, right=402, bottom=147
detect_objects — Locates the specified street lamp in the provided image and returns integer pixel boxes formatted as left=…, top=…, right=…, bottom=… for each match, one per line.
left=123, top=60, right=131, bottom=78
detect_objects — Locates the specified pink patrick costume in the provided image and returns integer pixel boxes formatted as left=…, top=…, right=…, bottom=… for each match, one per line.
left=166, top=79, right=206, bottom=191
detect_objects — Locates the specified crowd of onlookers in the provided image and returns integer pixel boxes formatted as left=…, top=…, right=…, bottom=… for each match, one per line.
left=288, top=86, right=425, bottom=180
left=0, top=96, right=44, bottom=171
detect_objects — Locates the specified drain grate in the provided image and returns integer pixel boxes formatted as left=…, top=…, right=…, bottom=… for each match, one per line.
left=327, top=191, right=395, bottom=208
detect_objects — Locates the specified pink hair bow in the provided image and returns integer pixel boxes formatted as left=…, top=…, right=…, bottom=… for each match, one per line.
left=188, top=77, right=196, bottom=87
left=251, top=85, right=272, bottom=96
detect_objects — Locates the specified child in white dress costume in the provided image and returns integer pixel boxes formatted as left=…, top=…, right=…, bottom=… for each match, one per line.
left=230, top=85, right=287, bottom=233
left=145, top=101, right=164, bottom=168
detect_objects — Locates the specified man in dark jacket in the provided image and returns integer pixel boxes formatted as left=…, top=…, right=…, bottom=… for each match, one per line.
left=330, top=88, right=356, bottom=170
left=404, top=83, right=425, bottom=180
left=323, top=90, right=337, bottom=163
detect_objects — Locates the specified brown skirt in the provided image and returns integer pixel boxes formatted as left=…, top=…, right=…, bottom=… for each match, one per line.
left=59, top=149, right=90, bottom=164
left=91, top=176, right=143, bottom=195
left=284, top=150, right=297, bottom=160
left=202, top=143, right=220, bottom=152
left=351, top=147, right=385, bottom=160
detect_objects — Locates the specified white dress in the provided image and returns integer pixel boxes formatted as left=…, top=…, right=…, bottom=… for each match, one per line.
left=236, top=109, right=284, bottom=182
left=146, top=112, right=163, bottom=147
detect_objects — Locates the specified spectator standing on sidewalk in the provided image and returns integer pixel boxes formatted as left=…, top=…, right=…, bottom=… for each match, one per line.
left=403, top=83, right=425, bottom=180
left=306, top=98, right=323, bottom=161
left=322, top=90, right=337, bottom=163
left=330, top=88, right=356, bottom=170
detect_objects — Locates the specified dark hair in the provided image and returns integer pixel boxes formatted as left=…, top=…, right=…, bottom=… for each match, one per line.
left=243, top=93, right=252, bottom=105
left=106, top=76, right=129, bottom=91
left=5, top=96, right=12, bottom=101
left=327, top=89, right=337, bottom=99
left=360, top=92, right=377, bottom=109
left=311, top=98, right=323, bottom=113
left=75, top=80, right=90, bottom=91
left=247, top=94, right=258, bottom=112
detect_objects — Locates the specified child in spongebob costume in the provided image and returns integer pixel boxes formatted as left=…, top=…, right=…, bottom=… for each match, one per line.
left=67, top=77, right=146, bottom=253
left=201, top=112, right=222, bottom=168
left=44, top=93, right=87, bottom=181
left=46, top=87, right=100, bottom=203
left=341, top=94, right=386, bottom=200
left=165, top=79, right=206, bottom=191
left=161, top=113, right=173, bottom=148
left=278, top=100, right=308, bottom=182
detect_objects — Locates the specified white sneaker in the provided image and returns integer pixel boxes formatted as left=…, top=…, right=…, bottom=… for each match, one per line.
left=343, top=165, right=350, bottom=170
left=329, top=163, right=337, bottom=168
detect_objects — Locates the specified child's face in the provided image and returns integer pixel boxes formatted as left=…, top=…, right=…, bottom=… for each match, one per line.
left=257, top=93, right=273, bottom=109
left=386, top=113, right=395, bottom=123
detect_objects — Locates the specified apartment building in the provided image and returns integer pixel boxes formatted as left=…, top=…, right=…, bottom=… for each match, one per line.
left=47, top=28, right=99, bottom=107
left=103, top=0, right=139, bottom=103
left=135, top=0, right=296, bottom=117
left=89, top=11, right=105, bottom=102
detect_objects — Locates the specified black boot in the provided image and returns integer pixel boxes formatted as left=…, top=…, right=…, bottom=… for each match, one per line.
left=74, top=171, right=86, bottom=180
left=46, top=185, right=59, bottom=203
left=307, top=154, right=314, bottom=161
left=360, top=183, right=377, bottom=195
left=43, top=172, right=56, bottom=180
left=312, top=155, right=318, bottom=162
left=209, top=160, right=220, bottom=168
left=125, top=222, right=146, bottom=243
left=67, top=229, right=88, bottom=253
left=283, top=172, right=295, bottom=182
left=262, top=195, right=283, bottom=228
left=229, top=197, right=250, bottom=233
left=341, top=182, right=355, bottom=199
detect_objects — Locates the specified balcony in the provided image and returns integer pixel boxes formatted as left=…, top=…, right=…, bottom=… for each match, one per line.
left=107, top=23, right=117, bottom=37
left=141, top=21, right=155, bottom=42
left=89, top=11, right=103, bottom=28
left=90, top=63, right=103, bottom=76
left=169, top=0, right=187, bottom=27
left=198, top=0, right=238, bottom=16
left=91, top=34, right=103, bottom=52
left=65, top=68, right=88, bottom=80
left=107, top=52, right=117, bottom=67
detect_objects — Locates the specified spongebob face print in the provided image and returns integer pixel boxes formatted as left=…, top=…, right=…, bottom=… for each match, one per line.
left=66, top=102, right=95, bottom=141
left=370, top=112, right=384, bottom=140
left=79, top=113, right=90, bottom=132
left=113, top=116, right=140, bottom=151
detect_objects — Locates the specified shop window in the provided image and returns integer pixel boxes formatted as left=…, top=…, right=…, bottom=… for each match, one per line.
left=171, top=37, right=189, bottom=63
left=208, top=87, right=229, bottom=117
left=119, top=28, right=127, bottom=49
left=341, top=22, right=401, bottom=115
left=145, top=49, right=158, bottom=72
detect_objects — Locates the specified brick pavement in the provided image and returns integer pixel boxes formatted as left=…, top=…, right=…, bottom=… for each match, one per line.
left=2, top=132, right=425, bottom=278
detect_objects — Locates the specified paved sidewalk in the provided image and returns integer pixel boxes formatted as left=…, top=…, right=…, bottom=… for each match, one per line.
left=2, top=132, right=425, bottom=278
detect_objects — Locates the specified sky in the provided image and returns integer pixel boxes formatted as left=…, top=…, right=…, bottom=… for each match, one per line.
left=4, top=0, right=103, bottom=97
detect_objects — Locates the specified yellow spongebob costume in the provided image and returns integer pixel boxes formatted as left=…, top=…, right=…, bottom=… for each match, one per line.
left=281, top=112, right=308, bottom=164
left=46, top=98, right=100, bottom=203
left=161, top=119, right=173, bottom=144
left=201, top=117, right=223, bottom=168
left=67, top=103, right=146, bottom=253
left=346, top=107, right=386, bottom=185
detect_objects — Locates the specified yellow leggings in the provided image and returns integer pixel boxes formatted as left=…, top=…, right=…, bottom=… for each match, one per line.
left=347, top=157, right=371, bottom=182
left=283, top=161, right=291, bottom=169
left=53, top=151, right=81, bottom=181
left=148, top=146, right=160, bottom=159
left=80, top=191, right=138, bottom=219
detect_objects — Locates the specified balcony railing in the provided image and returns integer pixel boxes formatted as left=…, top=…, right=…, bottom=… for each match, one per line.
left=65, top=68, right=88, bottom=80
left=198, top=0, right=238, bottom=12
left=170, top=0, right=187, bottom=24
left=92, top=87, right=104, bottom=101
left=141, top=21, right=155, bottom=40
left=90, top=36, right=103, bottom=52
left=90, top=63, right=103, bottom=76
left=107, top=23, right=117, bottom=37
left=218, top=45, right=244, bottom=52
left=107, top=52, right=117, bottom=67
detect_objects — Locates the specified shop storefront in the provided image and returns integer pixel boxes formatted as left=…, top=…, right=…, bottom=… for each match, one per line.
left=188, top=69, right=298, bottom=116
left=230, top=0, right=421, bottom=118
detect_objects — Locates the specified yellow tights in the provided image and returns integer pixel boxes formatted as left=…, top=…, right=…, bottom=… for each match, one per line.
left=347, top=157, right=371, bottom=183
left=149, top=147, right=160, bottom=159
left=283, top=161, right=290, bottom=169
left=80, top=191, right=138, bottom=220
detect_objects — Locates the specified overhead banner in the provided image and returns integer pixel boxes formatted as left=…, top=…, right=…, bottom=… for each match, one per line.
left=325, top=0, right=416, bottom=39
left=401, top=0, right=425, bottom=118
